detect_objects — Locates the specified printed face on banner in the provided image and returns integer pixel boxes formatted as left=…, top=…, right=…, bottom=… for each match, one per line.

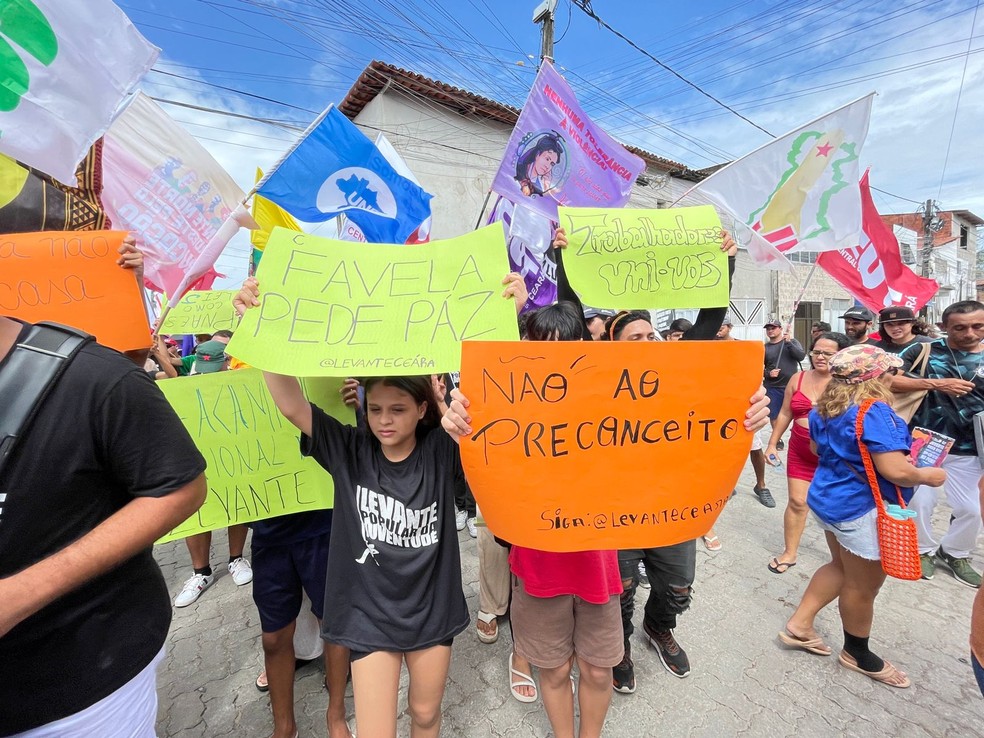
left=458, top=340, right=763, bottom=552
left=227, top=225, right=520, bottom=376
left=156, top=370, right=351, bottom=543
left=492, top=62, right=645, bottom=221
left=159, top=290, right=239, bottom=335
left=559, top=205, right=728, bottom=310
left=0, top=230, right=148, bottom=351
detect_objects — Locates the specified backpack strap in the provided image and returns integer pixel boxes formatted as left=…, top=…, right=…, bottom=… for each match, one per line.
left=0, top=322, right=93, bottom=474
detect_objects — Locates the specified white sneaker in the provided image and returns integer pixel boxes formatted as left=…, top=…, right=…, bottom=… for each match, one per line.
left=174, top=572, right=214, bottom=607
left=455, top=508, right=467, bottom=531
left=228, top=557, right=253, bottom=586
left=466, top=517, right=478, bottom=539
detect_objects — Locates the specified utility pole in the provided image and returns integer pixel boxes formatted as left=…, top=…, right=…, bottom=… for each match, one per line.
left=533, top=0, right=557, bottom=65
left=919, top=198, right=944, bottom=319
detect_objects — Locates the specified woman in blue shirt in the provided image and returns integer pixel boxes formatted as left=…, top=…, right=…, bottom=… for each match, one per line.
left=778, top=345, right=946, bottom=688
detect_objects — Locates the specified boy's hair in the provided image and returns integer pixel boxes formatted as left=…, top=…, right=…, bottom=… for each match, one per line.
left=601, top=310, right=652, bottom=341
left=523, top=302, right=583, bottom=341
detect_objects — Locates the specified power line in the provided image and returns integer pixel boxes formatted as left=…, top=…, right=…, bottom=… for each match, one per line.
left=937, top=0, right=980, bottom=200
left=569, top=0, right=773, bottom=136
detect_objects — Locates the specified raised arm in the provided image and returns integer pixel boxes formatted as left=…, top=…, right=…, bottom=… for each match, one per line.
left=552, top=228, right=593, bottom=341
left=685, top=230, right=737, bottom=340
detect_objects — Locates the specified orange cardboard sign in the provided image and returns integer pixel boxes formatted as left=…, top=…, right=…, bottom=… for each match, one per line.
left=0, top=231, right=148, bottom=351
left=459, top=340, right=764, bottom=552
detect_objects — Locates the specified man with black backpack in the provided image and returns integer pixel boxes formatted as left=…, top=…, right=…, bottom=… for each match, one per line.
left=0, top=315, right=207, bottom=737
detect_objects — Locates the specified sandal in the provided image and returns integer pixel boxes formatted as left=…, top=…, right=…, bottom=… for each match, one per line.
left=255, top=669, right=269, bottom=692
left=768, top=557, right=796, bottom=574
left=778, top=629, right=832, bottom=656
left=476, top=611, right=499, bottom=644
left=702, top=534, right=722, bottom=552
left=838, top=651, right=910, bottom=688
left=509, top=652, right=538, bottom=703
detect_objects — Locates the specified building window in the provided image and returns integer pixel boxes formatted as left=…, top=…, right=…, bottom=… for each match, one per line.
left=960, top=224, right=969, bottom=250
left=788, top=251, right=818, bottom=264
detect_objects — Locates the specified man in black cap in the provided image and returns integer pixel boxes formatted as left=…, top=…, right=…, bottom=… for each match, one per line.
left=810, top=321, right=831, bottom=344
left=874, top=306, right=932, bottom=354
left=583, top=307, right=616, bottom=341
left=763, top=318, right=806, bottom=443
left=839, top=306, right=876, bottom=345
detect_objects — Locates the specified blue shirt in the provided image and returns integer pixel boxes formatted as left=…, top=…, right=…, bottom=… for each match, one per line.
left=808, top=401, right=912, bottom=524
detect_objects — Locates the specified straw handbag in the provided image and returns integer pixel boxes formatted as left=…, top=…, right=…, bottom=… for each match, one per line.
left=855, top=399, right=922, bottom=581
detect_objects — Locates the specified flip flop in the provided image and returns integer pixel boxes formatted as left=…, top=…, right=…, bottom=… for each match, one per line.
left=702, top=535, right=722, bottom=552
left=476, top=611, right=499, bottom=644
left=768, top=557, right=796, bottom=574
left=778, top=629, right=832, bottom=656
left=838, top=651, right=911, bottom=688
left=509, top=652, right=538, bottom=703
left=255, top=669, right=269, bottom=692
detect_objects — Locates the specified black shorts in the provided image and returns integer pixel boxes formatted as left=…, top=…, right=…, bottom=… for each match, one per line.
left=349, top=638, right=454, bottom=663
left=251, top=532, right=331, bottom=633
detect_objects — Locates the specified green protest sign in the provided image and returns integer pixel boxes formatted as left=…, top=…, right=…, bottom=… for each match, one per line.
left=226, top=225, right=519, bottom=376
left=159, top=289, right=239, bottom=335
left=559, top=205, right=728, bottom=310
left=156, top=369, right=352, bottom=543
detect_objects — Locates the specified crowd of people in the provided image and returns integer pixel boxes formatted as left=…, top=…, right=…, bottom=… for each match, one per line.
left=2, top=232, right=983, bottom=738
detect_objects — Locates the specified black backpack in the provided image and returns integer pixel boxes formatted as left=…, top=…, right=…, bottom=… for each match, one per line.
left=0, top=322, right=93, bottom=477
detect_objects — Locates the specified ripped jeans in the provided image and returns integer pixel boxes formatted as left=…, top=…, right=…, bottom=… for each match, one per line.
left=617, top=540, right=696, bottom=641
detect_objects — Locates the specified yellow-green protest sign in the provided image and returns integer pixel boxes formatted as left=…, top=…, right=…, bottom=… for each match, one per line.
left=558, top=205, right=728, bottom=310
left=159, top=290, right=239, bottom=335
left=156, top=369, right=352, bottom=543
left=226, top=225, right=519, bottom=376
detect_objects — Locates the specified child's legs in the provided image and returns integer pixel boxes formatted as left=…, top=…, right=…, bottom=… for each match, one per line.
left=571, top=595, right=622, bottom=738
left=405, top=644, right=452, bottom=738
left=352, top=651, right=402, bottom=738
left=185, top=531, right=212, bottom=569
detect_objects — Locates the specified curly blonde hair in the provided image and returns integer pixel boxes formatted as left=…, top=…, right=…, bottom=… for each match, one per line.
left=815, top=376, right=895, bottom=419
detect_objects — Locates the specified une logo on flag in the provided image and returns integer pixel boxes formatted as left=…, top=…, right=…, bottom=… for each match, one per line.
left=317, top=167, right=397, bottom=220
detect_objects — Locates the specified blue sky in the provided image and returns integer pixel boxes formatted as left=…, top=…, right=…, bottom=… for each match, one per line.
left=123, top=0, right=983, bottom=284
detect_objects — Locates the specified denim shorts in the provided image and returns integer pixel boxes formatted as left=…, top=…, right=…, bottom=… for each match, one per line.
left=813, top=508, right=881, bottom=561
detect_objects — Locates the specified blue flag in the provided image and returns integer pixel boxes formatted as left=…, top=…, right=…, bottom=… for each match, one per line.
left=257, top=107, right=433, bottom=244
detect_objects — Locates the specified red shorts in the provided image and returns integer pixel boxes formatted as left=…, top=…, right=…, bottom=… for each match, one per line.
left=787, top=423, right=818, bottom=481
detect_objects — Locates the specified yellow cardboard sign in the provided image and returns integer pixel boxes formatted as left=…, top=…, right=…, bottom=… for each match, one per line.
left=227, top=225, right=519, bottom=376
left=559, top=205, right=728, bottom=309
left=159, top=289, right=239, bottom=335
left=156, top=369, right=352, bottom=543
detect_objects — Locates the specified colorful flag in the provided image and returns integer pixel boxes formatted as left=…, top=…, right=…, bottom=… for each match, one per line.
left=101, top=93, right=250, bottom=297
left=250, top=167, right=301, bottom=273
left=0, top=141, right=106, bottom=233
left=339, top=133, right=432, bottom=244
left=492, top=60, right=645, bottom=222
left=256, top=106, right=433, bottom=244
left=487, top=195, right=557, bottom=310
left=681, top=94, right=875, bottom=270
left=0, top=0, right=158, bottom=184
left=817, top=171, right=938, bottom=313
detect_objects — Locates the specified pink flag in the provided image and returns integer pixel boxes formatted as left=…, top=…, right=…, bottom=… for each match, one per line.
left=817, top=171, right=938, bottom=313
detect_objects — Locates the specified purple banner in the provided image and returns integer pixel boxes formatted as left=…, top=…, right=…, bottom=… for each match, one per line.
left=492, top=61, right=645, bottom=222
left=487, top=195, right=557, bottom=311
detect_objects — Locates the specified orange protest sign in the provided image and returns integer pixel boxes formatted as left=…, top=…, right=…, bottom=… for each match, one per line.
left=459, top=340, right=764, bottom=552
left=0, top=231, right=148, bottom=352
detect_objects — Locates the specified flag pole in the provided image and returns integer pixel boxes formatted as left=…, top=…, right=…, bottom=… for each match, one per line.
left=474, top=190, right=492, bottom=230
left=243, top=103, right=336, bottom=204
left=775, top=260, right=820, bottom=364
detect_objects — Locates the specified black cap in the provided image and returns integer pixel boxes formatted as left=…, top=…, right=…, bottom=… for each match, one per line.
left=584, top=307, right=617, bottom=320
left=840, top=306, right=875, bottom=322
left=879, top=306, right=916, bottom=323
left=764, top=317, right=781, bottom=328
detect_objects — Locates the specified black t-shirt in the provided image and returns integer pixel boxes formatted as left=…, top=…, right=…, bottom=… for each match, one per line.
left=901, top=339, right=984, bottom=455
left=874, top=335, right=933, bottom=355
left=301, top=404, right=469, bottom=653
left=0, top=324, right=206, bottom=735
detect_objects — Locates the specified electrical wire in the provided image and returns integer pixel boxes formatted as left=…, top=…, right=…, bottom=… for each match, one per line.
left=936, top=0, right=980, bottom=200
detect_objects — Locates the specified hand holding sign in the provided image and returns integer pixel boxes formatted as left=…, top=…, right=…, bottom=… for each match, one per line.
left=227, top=226, right=520, bottom=376
left=455, top=340, right=763, bottom=552
left=559, top=205, right=730, bottom=310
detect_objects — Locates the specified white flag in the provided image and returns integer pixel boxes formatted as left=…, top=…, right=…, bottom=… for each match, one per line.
left=102, top=93, right=253, bottom=298
left=0, top=0, right=158, bottom=184
left=680, top=94, right=875, bottom=270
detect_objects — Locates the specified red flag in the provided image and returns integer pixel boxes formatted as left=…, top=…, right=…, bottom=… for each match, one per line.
left=817, top=171, right=938, bottom=313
